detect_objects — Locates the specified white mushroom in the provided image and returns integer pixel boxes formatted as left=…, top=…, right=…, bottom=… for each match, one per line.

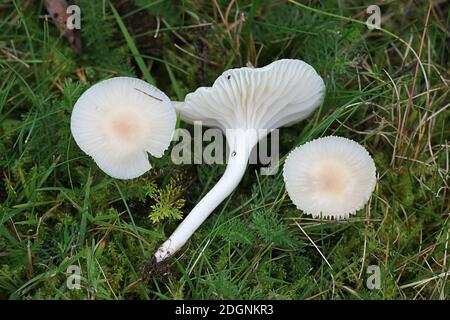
left=154, top=59, right=325, bottom=263
left=70, top=77, right=176, bottom=179
left=283, top=136, right=377, bottom=219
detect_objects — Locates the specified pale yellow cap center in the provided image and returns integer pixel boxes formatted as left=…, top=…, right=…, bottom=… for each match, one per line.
left=313, top=161, right=348, bottom=194
left=108, top=111, right=141, bottom=144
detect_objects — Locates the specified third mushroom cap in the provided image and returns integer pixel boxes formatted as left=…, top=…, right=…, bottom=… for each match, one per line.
left=283, top=136, right=377, bottom=219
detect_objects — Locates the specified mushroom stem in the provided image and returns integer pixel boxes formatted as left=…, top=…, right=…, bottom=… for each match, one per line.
left=154, top=133, right=255, bottom=262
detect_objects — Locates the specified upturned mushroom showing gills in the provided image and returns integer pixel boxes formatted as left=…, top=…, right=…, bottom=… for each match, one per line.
left=70, top=77, right=176, bottom=179
left=153, top=59, right=326, bottom=263
left=283, top=136, right=377, bottom=219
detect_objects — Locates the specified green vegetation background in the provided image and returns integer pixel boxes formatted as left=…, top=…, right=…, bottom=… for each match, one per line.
left=0, top=0, right=449, bottom=299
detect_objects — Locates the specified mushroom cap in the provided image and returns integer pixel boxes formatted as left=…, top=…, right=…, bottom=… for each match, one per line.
left=283, top=136, right=377, bottom=219
left=175, top=59, right=325, bottom=133
left=70, top=77, right=176, bottom=179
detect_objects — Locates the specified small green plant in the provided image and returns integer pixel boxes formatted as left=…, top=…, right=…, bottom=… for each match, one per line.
left=148, top=175, right=186, bottom=224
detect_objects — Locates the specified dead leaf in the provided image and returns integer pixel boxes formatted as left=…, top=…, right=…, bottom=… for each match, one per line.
left=45, top=0, right=82, bottom=54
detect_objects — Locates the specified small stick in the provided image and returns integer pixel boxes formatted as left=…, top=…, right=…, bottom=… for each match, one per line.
left=134, top=88, right=163, bottom=102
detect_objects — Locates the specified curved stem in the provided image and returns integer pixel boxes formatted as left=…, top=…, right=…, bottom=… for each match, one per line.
left=154, top=137, right=252, bottom=262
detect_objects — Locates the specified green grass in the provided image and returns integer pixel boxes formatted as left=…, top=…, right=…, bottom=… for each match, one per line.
left=0, top=0, right=449, bottom=300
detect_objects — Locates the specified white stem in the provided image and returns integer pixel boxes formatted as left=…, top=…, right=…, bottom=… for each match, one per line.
left=154, top=135, right=253, bottom=262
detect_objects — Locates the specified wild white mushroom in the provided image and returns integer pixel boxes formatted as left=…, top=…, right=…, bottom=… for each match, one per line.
left=71, top=77, right=176, bottom=179
left=153, top=59, right=325, bottom=263
left=283, top=136, right=377, bottom=219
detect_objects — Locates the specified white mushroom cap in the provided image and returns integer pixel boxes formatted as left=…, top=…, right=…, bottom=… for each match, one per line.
left=175, top=59, right=325, bottom=141
left=70, top=77, right=176, bottom=179
left=283, top=136, right=377, bottom=219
